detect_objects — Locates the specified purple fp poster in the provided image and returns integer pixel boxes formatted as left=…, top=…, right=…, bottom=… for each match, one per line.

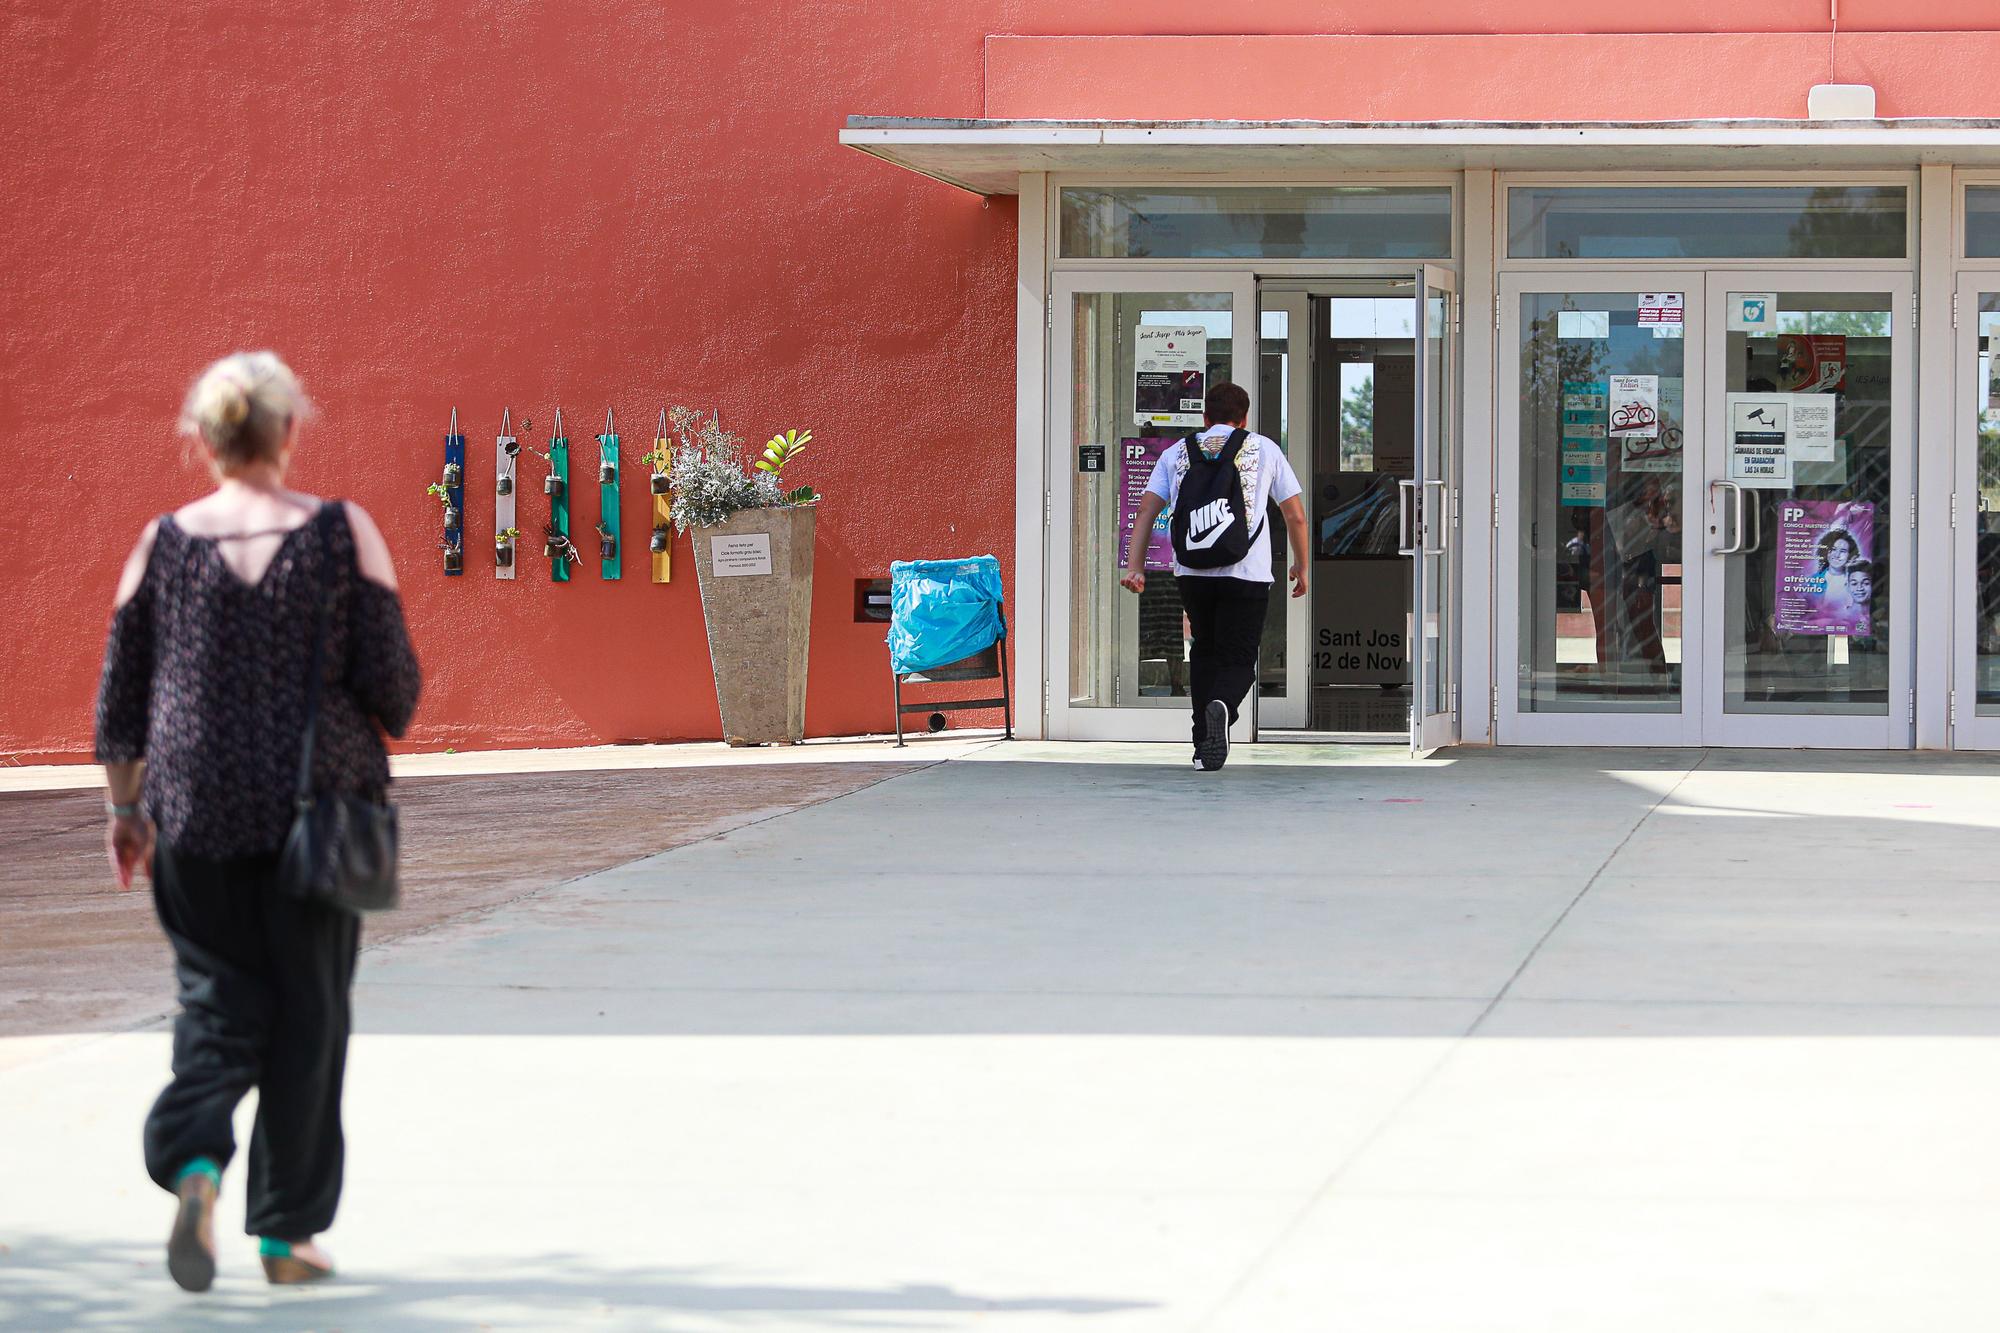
left=1774, top=499, right=1875, bottom=636
left=1118, top=437, right=1174, bottom=573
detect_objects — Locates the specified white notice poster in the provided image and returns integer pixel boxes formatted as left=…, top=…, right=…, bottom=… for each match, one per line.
left=1557, top=310, right=1611, bottom=340
left=1608, top=375, right=1659, bottom=439
left=1133, top=325, right=1207, bottom=427
left=1785, top=394, right=1837, bottom=463
left=1726, top=394, right=1793, bottom=488
left=1636, top=293, right=1684, bottom=326
left=710, top=532, right=773, bottom=577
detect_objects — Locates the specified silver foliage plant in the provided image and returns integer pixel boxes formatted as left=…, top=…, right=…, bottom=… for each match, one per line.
left=666, top=406, right=787, bottom=533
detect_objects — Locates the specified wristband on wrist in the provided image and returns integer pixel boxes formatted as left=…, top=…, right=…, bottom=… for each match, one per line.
left=106, top=801, right=142, bottom=819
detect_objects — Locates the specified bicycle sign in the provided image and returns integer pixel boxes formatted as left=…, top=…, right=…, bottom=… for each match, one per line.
left=1607, top=374, right=1660, bottom=440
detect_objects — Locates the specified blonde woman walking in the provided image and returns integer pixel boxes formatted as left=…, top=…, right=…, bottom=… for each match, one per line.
left=94, top=352, right=420, bottom=1290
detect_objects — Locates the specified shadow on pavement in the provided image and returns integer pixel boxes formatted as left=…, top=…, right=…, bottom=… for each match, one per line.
left=0, top=1233, right=1151, bottom=1330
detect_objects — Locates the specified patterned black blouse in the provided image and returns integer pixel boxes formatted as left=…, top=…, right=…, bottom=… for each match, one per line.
left=94, top=501, right=422, bottom=859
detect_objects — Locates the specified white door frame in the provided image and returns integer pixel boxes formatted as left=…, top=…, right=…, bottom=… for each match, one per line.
left=1698, top=271, right=1915, bottom=749
left=1257, top=288, right=1314, bottom=731
left=1495, top=271, right=1709, bottom=745
left=1045, top=269, right=1260, bottom=742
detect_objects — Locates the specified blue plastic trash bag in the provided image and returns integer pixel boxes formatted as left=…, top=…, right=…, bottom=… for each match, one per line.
left=887, top=556, right=1006, bottom=675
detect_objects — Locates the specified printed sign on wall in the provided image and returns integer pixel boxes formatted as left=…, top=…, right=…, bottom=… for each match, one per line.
left=1134, top=325, right=1206, bottom=427
left=1774, top=500, right=1875, bottom=636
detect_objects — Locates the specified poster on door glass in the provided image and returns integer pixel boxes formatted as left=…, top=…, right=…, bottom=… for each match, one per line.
left=1133, top=325, right=1207, bottom=427
left=1118, top=438, right=1175, bottom=572
left=1773, top=499, right=1875, bottom=637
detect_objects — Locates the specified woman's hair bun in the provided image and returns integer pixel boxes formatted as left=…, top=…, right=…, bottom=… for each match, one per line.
left=180, top=351, right=312, bottom=472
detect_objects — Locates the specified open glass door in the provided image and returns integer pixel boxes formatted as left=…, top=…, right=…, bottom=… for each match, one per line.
left=1047, top=272, right=1259, bottom=742
left=1411, top=266, right=1459, bottom=753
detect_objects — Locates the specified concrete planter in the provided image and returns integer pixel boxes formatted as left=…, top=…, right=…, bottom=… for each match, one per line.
left=691, top=505, right=816, bottom=745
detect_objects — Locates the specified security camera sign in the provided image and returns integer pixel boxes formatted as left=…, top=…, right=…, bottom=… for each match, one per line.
left=1728, top=395, right=1793, bottom=488
left=1134, top=325, right=1207, bottom=427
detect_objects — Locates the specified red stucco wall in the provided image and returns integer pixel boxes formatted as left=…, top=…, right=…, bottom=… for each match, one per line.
left=2, top=4, right=1991, bottom=760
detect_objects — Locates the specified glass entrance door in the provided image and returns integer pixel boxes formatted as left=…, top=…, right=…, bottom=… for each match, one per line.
left=1955, top=280, right=2000, bottom=748
left=1500, top=273, right=1912, bottom=747
left=1411, top=266, right=1459, bottom=752
left=1700, top=274, right=1912, bottom=748
left=1047, top=272, right=1260, bottom=741
left=1499, top=274, right=1705, bottom=745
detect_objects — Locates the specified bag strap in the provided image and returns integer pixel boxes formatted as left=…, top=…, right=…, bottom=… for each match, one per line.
left=293, top=503, right=336, bottom=812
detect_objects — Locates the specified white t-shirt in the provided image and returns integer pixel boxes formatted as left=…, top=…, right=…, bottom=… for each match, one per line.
left=1143, top=425, right=1302, bottom=583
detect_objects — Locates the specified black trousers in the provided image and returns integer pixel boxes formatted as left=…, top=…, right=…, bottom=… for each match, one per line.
left=144, top=843, right=360, bottom=1239
left=1177, top=575, right=1272, bottom=748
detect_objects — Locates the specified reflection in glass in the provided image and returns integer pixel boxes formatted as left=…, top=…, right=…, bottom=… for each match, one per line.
left=1068, top=291, right=1233, bottom=708
left=1518, top=294, right=1685, bottom=712
left=1974, top=299, right=2000, bottom=713
left=1061, top=186, right=1452, bottom=260
left=1968, top=189, right=2000, bottom=258
left=1722, top=293, right=1893, bottom=716
left=1508, top=186, right=1907, bottom=260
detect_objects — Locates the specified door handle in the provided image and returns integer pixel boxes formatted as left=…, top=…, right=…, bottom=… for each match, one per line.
left=1397, top=479, right=1419, bottom=556
left=1709, top=480, right=1745, bottom=555
left=1422, top=479, right=1450, bottom=556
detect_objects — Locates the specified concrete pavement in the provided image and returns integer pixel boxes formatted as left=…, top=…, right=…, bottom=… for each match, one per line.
left=3, top=743, right=2000, bottom=1330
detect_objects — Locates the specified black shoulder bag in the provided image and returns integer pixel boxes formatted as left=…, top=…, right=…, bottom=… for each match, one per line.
left=277, top=508, right=401, bottom=914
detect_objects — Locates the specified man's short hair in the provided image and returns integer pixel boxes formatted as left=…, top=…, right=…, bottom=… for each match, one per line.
left=1204, top=381, right=1250, bottom=424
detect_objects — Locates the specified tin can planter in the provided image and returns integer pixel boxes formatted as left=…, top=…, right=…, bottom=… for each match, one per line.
left=598, top=461, right=616, bottom=485
left=649, top=526, right=670, bottom=554
left=544, top=474, right=565, bottom=499
left=443, top=506, right=461, bottom=532
left=442, top=461, right=463, bottom=488
left=598, top=533, right=617, bottom=560
left=691, top=505, right=816, bottom=745
left=442, top=546, right=463, bottom=574
left=649, top=472, right=672, bottom=496
left=494, top=541, right=513, bottom=568
left=496, top=474, right=513, bottom=497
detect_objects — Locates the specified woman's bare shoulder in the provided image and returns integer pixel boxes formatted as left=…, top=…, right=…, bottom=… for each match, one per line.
left=342, top=501, right=400, bottom=591
left=113, top=519, right=161, bottom=609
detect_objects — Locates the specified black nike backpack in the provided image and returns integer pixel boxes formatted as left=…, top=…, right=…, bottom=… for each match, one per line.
left=1169, top=429, right=1259, bottom=569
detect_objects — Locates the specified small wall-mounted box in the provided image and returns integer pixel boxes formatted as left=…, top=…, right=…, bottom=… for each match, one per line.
left=1808, top=84, right=1876, bottom=120
left=854, top=577, right=892, bottom=623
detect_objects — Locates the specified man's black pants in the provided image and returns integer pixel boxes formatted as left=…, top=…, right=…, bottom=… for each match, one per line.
left=144, top=843, right=360, bottom=1239
left=1177, top=575, right=1271, bottom=750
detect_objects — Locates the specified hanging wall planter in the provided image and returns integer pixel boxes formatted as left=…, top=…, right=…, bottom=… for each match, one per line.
left=649, top=472, right=672, bottom=496
left=596, top=521, right=617, bottom=561
left=650, top=526, right=670, bottom=554
left=495, top=410, right=519, bottom=583
left=442, top=461, right=463, bottom=488
left=441, top=543, right=463, bottom=574
left=544, top=473, right=565, bottom=499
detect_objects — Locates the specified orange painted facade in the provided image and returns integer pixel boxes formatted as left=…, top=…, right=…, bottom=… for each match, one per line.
left=3, top=5, right=1996, bottom=760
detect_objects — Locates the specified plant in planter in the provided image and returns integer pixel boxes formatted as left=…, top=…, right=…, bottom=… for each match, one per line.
left=640, top=425, right=674, bottom=494
left=439, top=539, right=463, bottom=574
left=426, top=481, right=461, bottom=532
left=442, top=460, right=463, bottom=489
left=649, top=525, right=670, bottom=554
left=595, top=521, right=617, bottom=560
left=495, top=526, right=519, bottom=569
left=668, top=406, right=821, bottom=745
left=528, top=445, right=565, bottom=499
left=541, top=522, right=579, bottom=567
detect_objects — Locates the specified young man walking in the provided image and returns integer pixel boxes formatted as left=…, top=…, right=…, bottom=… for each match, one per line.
left=1121, top=381, right=1309, bottom=771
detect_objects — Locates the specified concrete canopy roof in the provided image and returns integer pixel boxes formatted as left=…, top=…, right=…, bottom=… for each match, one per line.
left=839, top=116, right=2000, bottom=195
